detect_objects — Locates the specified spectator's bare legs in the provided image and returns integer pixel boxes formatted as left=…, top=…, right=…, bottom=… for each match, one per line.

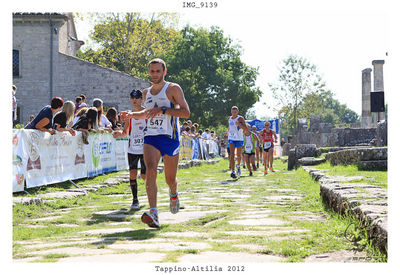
left=143, top=144, right=161, bottom=209
left=163, top=153, right=179, bottom=196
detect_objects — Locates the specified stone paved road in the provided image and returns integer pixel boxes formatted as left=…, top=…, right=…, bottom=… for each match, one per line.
left=13, top=160, right=373, bottom=263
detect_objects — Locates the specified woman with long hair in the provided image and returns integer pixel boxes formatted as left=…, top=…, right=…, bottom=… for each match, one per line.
left=53, top=100, right=76, bottom=136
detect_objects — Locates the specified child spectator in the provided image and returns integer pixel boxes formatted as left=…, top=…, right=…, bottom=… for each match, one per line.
left=93, top=98, right=112, bottom=132
left=106, top=107, right=121, bottom=130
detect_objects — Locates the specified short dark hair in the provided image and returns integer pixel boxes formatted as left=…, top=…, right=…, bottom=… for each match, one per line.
left=51, top=97, right=64, bottom=109
left=148, top=58, right=166, bottom=71
left=106, top=107, right=117, bottom=121
left=75, top=96, right=83, bottom=103
left=80, top=94, right=86, bottom=100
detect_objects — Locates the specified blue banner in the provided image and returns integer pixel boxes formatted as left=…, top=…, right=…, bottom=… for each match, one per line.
left=247, top=119, right=279, bottom=134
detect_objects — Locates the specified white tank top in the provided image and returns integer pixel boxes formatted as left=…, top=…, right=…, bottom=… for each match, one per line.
left=128, top=118, right=146, bottom=154
left=143, top=82, right=180, bottom=141
left=228, top=116, right=244, bottom=141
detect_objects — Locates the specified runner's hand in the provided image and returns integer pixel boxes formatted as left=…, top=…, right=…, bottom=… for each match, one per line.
left=146, top=107, right=162, bottom=119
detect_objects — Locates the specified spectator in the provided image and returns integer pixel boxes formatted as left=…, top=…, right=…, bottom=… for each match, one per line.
left=187, top=120, right=192, bottom=129
left=181, top=122, right=189, bottom=136
left=105, top=107, right=121, bottom=130
left=193, top=123, right=199, bottom=131
left=25, top=97, right=64, bottom=134
left=210, top=130, right=217, bottom=141
left=92, top=98, right=112, bottom=132
left=53, top=100, right=76, bottom=136
left=12, top=85, right=17, bottom=126
left=202, top=128, right=211, bottom=139
left=25, top=115, right=34, bottom=126
left=190, top=125, right=199, bottom=138
left=79, top=94, right=87, bottom=108
left=198, top=129, right=203, bottom=138
left=72, top=106, right=88, bottom=126
left=74, top=96, right=83, bottom=114
left=72, top=107, right=99, bottom=144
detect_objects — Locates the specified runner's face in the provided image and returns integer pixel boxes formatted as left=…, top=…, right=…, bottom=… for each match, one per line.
left=231, top=109, right=238, bottom=117
left=149, top=63, right=165, bottom=84
left=130, top=97, right=142, bottom=108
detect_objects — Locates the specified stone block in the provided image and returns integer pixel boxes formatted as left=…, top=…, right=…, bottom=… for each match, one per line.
left=376, top=120, right=387, bottom=146
left=296, top=144, right=317, bottom=159
left=287, top=149, right=297, bottom=170
left=298, top=157, right=326, bottom=166
left=358, top=160, right=387, bottom=171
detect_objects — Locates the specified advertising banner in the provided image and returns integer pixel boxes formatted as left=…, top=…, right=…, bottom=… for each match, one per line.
left=115, top=137, right=129, bottom=171
left=12, top=130, right=26, bottom=192
left=22, top=130, right=87, bottom=188
left=85, top=133, right=116, bottom=177
left=179, top=136, right=192, bottom=161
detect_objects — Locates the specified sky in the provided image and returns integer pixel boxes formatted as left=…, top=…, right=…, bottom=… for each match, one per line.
left=73, top=1, right=391, bottom=120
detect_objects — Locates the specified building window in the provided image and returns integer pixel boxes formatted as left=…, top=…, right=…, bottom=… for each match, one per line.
left=13, top=50, right=20, bottom=77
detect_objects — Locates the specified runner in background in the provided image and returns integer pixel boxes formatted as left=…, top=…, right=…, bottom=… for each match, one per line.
left=242, top=123, right=260, bottom=176
left=260, top=121, right=278, bottom=175
left=228, top=106, right=246, bottom=178
left=113, top=90, right=147, bottom=210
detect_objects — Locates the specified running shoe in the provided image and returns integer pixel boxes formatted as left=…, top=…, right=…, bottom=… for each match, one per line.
left=264, top=169, right=268, bottom=175
left=270, top=168, right=276, bottom=172
left=130, top=200, right=140, bottom=210
left=237, top=166, right=241, bottom=176
left=141, top=210, right=160, bottom=228
left=169, top=189, right=180, bottom=214
left=252, top=164, right=257, bottom=171
left=257, top=163, right=259, bottom=168
left=231, top=170, right=237, bottom=179
left=249, top=171, right=253, bottom=176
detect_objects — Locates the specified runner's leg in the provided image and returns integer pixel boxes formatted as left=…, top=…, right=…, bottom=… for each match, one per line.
left=163, top=153, right=179, bottom=196
left=229, top=143, right=236, bottom=172
left=143, top=144, right=161, bottom=209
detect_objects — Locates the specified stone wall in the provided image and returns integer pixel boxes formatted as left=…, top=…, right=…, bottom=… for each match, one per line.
left=326, top=148, right=387, bottom=170
left=55, top=53, right=150, bottom=112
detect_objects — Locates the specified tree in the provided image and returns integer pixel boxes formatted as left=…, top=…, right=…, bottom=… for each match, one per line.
left=163, top=25, right=262, bottom=128
left=269, top=55, right=359, bottom=135
left=76, top=13, right=179, bottom=79
left=268, top=55, right=326, bottom=135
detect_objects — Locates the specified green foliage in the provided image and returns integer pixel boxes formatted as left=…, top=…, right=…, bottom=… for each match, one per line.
left=164, top=25, right=262, bottom=128
left=77, top=13, right=180, bottom=79
left=269, top=55, right=359, bottom=136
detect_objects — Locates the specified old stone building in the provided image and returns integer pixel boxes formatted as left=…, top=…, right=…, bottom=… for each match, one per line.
left=13, top=12, right=149, bottom=124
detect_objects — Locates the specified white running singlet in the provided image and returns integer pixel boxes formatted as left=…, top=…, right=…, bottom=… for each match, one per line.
left=128, top=118, right=146, bottom=155
left=228, top=116, right=244, bottom=141
left=143, top=82, right=180, bottom=141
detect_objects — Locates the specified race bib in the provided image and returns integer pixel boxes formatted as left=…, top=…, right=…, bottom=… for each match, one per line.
left=264, top=142, right=272, bottom=149
left=147, top=115, right=167, bottom=134
left=245, top=143, right=253, bottom=154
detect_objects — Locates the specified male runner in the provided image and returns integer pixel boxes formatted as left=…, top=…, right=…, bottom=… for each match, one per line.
left=260, top=121, right=278, bottom=175
left=113, top=90, right=146, bottom=209
left=228, top=106, right=246, bottom=178
left=121, top=58, right=190, bottom=228
left=242, top=123, right=260, bottom=176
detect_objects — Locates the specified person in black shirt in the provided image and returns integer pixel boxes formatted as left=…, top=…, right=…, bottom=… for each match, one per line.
left=53, top=100, right=76, bottom=136
left=25, top=97, right=64, bottom=134
left=72, top=107, right=99, bottom=144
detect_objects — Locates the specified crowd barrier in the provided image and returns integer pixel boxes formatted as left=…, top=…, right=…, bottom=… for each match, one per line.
left=12, top=130, right=220, bottom=193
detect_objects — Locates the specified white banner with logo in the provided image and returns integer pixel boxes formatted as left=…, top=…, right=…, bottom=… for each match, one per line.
left=85, top=133, right=117, bottom=177
left=21, top=130, right=88, bottom=188
left=115, top=137, right=129, bottom=171
left=12, top=130, right=26, bottom=192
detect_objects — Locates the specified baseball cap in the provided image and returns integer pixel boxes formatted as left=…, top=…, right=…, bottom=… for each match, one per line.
left=130, top=89, right=143, bottom=99
left=93, top=98, right=103, bottom=108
